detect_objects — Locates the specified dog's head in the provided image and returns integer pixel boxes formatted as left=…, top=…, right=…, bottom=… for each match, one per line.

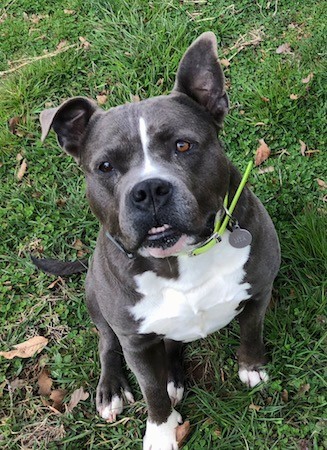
left=40, top=32, right=230, bottom=258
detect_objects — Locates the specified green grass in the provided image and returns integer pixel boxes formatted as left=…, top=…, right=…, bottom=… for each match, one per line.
left=0, top=0, right=326, bottom=448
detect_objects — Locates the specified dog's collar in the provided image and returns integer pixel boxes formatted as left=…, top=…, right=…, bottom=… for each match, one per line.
left=188, top=160, right=253, bottom=257
left=105, top=161, right=253, bottom=260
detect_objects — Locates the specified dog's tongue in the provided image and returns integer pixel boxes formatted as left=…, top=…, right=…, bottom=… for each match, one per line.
left=147, top=235, right=188, bottom=258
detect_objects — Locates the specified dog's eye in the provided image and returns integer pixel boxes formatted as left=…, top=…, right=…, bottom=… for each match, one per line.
left=176, top=140, right=191, bottom=153
left=99, top=161, right=113, bottom=173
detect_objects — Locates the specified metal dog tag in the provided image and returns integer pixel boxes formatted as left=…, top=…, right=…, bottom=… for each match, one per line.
left=229, top=225, right=252, bottom=248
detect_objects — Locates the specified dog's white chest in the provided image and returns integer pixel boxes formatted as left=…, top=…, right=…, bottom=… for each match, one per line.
left=130, top=232, right=251, bottom=342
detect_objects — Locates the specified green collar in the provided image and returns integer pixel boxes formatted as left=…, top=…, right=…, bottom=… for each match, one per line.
left=189, top=160, right=253, bottom=257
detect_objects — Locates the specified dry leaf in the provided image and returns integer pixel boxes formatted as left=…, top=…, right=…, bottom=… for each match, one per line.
left=176, top=420, right=191, bottom=447
left=9, top=116, right=20, bottom=134
left=261, top=96, right=269, bottom=102
left=16, top=153, right=23, bottom=162
left=64, top=9, right=75, bottom=14
left=0, top=336, right=48, bottom=360
left=316, top=179, right=327, bottom=190
left=47, top=278, right=61, bottom=289
left=299, top=139, right=306, bottom=156
left=220, top=58, right=230, bottom=67
left=276, top=43, right=292, bottom=54
left=50, top=389, right=67, bottom=411
left=79, top=36, right=91, bottom=50
left=131, top=94, right=140, bottom=103
left=281, top=389, right=289, bottom=403
left=298, top=383, right=310, bottom=395
left=38, top=369, right=53, bottom=396
left=72, top=238, right=84, bottom=250
left=302, top=73, right=313, bottom=84
left=56, top=40, right=68, bottom=51
left=258, top=166, right=274, bottom=174
left=96, top=94, right=107, bottom=105
left=10, top=378, right=26, bottom=390
left=290, top=94, right=299, bottom=100
left=66, top=387, right=89, bottom=412
left=17, top=159, right=27, bottom=180
left=249, top=403, right=262, bottom=411
left=255, top=139, right=271, bottom=166
left=156, top=78, right=164, bottom=86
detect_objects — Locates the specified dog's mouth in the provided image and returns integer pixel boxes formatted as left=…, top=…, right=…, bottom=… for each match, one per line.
left=141, top=224, right=188, bottom=258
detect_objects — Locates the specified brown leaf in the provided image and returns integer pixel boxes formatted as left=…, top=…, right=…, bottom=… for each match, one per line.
left=17, top=159, right=27, bottom=180
left=220, top=58, right=230, bottom=67
left=16, top=153, right=24, bottom=162
left=298, top=383, right=310, bottom=395
left=79, top=36, right=91, bottom=50
left=96, top=94, right=108, bottom=105
left=255, top=139, right=271, bottom=166
left=299, top=139, right=307, bottom=156
left=281, top=389, right=289, bottom=403
left=9, top=116, right=20, bottom=134
left=64, top=9, right=75, bottom=14
left=261, top=96, right=269, bottom=102
left=10, top=378, right=26, bottom=390
left=66, top=387, right=89, bottom=412
left=302, top=73, right=314, bottom=84
left=316, top=179, right=327, bottom=190
left=276, top=43, right=292, bottom=54
left=47, top=278, right=61, bottom=289
left=72, top=238, right=84, bottom=250
left=50, top=389, right=67, bottom=411
left=176, top=420, right=191, bottom=447
left=0, top=336, right=48, bottom=360
left=38, top=369, right=53, bottom=396
left=249, top=403, right=262, bottom=411
left=290, top=93, right=299, bottom=100
left=131, top=94, right=140, bottom=103
left=56, top=40, right=68, bottom=51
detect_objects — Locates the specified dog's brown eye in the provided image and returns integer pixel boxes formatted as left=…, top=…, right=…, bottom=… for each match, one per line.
left=176, top=140, right=191, bottom=153
left=99, top=161, right=113, bottom=173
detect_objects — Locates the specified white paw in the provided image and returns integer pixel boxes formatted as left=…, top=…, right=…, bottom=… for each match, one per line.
left=167, top=381, right=184, bottom=407
left=97, top=390, right=134, bottom=422
left=238, top=368, right=269, bottom=388
left=143, top=409, right=183, bottom=450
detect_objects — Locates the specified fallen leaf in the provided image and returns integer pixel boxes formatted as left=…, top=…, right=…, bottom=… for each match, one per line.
left=50, top=389, right=67, bottom=411
left=17, top=159, right=27, bottom=180
left=249, top=403, right=262, bottom=411
left=10, top=378, right=26, bottom=390
left=64, top=9, right=75, bottom=14
left=131, top=94, right=140, bottom=103
left=72, top=238, right=84, bottom=250
left=316, top=179, right=327, bottom=190
left=0, top=336, right=48, bottom=360
left=290, top=93, right=299, bottom=100
left=66, top=387, right=89, bottom=412
left=56, top=40, right=68, bottom=51
left=38, top=369, right=53, bottom=396
left=8, top=116, right=20, bottom=134
left=220, top=58, right=230, bottom=67
left=298, top=383, right=310, bottom=395
left=156, top=78, right=164, bottom=86
left=96, top=94, right=108, bottom=105
left=16, top=153, right=24, bottom=162
left=47, top=278, right=61, bottom=289
left=281, top=389, right=289, bottom=403
left=302, top=72, right=314, bottom=84
left=79, top=36, right=91, bottom=50
left=258, top=166, right=274, bottom=174
left=276, top=43, right=292, bottom=54
left=176, top=420, right=191, bottom=447
left=261, top=96, right=269, bottom=102
left=299, top=139, right=306, bottom=156
left=255, top=139, right=271, bottom=166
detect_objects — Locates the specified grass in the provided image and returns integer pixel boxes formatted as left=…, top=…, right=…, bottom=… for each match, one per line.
left=0, top=0, right=326, bottom=448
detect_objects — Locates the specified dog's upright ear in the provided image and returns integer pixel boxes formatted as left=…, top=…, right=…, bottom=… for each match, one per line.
left=173, top=32, right=229, bottom=128
left=40, top=97, right=99, bottom=162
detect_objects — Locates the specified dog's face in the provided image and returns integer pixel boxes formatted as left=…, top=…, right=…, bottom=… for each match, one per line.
left=40, top=32, right=230, bottom=258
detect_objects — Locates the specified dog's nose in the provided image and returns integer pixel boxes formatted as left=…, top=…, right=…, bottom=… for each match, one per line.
left=131, top=178, right=173, bottom=210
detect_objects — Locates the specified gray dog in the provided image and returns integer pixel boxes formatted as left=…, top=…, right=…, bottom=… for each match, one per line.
left=34, top=32, right=280, bottom=449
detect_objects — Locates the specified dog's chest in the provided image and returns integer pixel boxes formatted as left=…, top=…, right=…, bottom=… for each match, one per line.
left=130, top=232, right=251, bottom=342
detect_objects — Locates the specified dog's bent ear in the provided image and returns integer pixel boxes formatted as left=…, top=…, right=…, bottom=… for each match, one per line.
left=173, top=32, right=229, bottom=128
left=40, top=97, right=99, bottom=162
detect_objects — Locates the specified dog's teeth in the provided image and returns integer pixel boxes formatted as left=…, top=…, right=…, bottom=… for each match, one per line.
left=148, top=224, right=171, bottom=235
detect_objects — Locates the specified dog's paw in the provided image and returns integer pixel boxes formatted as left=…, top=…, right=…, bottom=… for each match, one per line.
left=143, top=409, right=182, bottom=450
left=167, top=381, right=184, bottom=407
left=238, top=368, right=269, bottom=388
left=96, top=384, right=134, bottom=422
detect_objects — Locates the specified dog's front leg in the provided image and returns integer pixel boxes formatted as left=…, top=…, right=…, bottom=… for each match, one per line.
left=121, top=336, right=182, bottom=450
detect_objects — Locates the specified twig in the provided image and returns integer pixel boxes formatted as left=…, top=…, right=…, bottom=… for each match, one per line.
left=0, top=44, right=77, bottom=77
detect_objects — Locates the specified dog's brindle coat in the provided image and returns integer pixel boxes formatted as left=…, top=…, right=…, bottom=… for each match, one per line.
left=37, top=33, right=280, bottom=449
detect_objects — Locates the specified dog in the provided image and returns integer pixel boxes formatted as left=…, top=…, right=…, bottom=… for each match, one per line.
left=33, top=32, right=280, bottom=450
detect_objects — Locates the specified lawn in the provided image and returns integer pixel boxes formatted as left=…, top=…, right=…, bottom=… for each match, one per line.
left=0, top=0, right=326, bottom=449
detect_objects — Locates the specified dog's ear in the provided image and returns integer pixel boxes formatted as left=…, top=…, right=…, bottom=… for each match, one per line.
left=40, top=97, right=99, bottom=162
left=173, top=32, right=229, bottom=127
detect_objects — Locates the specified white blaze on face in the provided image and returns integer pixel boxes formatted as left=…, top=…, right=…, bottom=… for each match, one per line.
left=139, top=117, right=158, bottom=176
